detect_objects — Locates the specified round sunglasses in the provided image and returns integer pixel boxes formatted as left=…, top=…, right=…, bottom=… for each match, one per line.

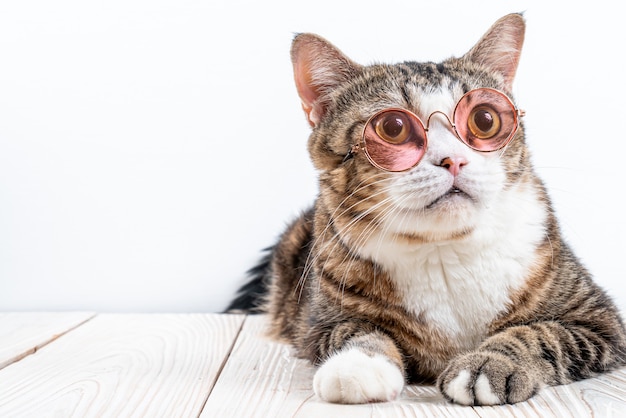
left=345, top=88, right=525, bottom=172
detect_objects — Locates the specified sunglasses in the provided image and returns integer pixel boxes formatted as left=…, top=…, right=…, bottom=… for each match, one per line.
left=345, top=88, right=525, bottom=172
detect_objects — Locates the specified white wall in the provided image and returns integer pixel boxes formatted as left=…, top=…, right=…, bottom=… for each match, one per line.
left=1, top=1, right=624, bottom=313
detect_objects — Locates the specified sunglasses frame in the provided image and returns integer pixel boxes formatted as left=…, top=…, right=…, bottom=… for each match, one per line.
left=346, top=88, right=525, bottom=172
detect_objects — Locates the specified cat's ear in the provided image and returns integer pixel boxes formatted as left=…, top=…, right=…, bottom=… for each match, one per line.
left=463, top=13, right=525, bottom=91
left=291, top=34, right=362, bottom=127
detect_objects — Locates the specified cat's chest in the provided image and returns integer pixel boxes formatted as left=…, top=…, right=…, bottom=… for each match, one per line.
left=383, top=242, right=524, bottom=349
left=357, top=189, right=547, bottom=350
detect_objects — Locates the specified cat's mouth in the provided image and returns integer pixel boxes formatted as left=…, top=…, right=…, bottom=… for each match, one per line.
left=426, top=186, right=473, bottom=209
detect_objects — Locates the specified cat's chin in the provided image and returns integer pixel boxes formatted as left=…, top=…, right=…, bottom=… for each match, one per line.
left=385, top=206, right=480, bottom=243
left=404, top=188, right=478, bottom=216
left=425, top=187, right=475, bottom=211
left=382, top=191, right=483, bottom=242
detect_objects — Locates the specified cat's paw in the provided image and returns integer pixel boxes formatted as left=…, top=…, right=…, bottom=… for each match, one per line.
left=313, top=347, right=404, bottom=404
left=437, top=351, right=540, bottom=405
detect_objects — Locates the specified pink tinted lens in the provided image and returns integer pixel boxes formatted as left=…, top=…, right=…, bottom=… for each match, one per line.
left=362, top=108, right=426, bottom=172
left=454, top=88, right=518, bottom=151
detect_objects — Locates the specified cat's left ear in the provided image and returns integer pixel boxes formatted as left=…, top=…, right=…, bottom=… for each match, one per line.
left=463, top=13, right=526, bottom=91
left=291, top=34, right=362, bottom=127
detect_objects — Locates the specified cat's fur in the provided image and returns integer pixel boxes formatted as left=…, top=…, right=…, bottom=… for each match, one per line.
left=227, top=13, right=626, bottom=405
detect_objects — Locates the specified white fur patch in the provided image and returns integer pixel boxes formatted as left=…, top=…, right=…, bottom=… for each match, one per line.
left=474, top=374, right=501, bottom=405
left=445, top=370, right=502, bottom=405
left=313, top=347, right=404, bottom=404
left=445, top=369, right=473, bottom=405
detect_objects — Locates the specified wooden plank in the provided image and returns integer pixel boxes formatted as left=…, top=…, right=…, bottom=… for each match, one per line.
left=204, top=315, right=626, bottom=418
left=0, top=313, right=245, bottom=417
left=202, top=315, right=479, bottom=418
left=387, top=385, right=480, bottom=418
left=0, top=312, right=95, bottom=370
left=473, top=368, right=626, bottom=418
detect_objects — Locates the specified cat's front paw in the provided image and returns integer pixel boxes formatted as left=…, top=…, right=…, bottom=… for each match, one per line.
left=437, top=351, right=540, bottom=405
left=313, top=347, right=404, bottom=404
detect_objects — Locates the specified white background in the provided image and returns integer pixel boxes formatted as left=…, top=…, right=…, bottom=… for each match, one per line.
left=1, top=1, right=624, bottom=313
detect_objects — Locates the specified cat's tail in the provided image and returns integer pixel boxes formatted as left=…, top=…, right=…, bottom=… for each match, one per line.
left=224, top=247, right=273, bottom=314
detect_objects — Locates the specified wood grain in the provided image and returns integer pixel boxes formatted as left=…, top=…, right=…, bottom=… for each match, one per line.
left=0, top=312, right=95, bottom=370
left=0, top=313, right=624, bottom=417
left=203, top=315, right=480, bottom=417
left=473, top=369, right=626, bottom=417
left=203, top=315, right=626, bottom=418
left=0, top=313, right=245, bottom=417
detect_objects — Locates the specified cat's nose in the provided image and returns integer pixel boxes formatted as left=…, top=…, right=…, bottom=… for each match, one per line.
left=438, top=157, right=467, bottom=177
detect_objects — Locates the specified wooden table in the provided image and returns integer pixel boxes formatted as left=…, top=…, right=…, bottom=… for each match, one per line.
left=0, top=313, right=624, bottom=417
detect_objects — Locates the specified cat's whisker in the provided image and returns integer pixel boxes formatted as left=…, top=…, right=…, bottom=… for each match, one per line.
left=333, top=193, right=403, bottom=302
left=296, top=174, right=391, bottom=301
left=334, top=186, right=425, bottom=298
left=308, top=181, right=407, bottom=296
left=297, top=180, right=391, bottom=293
left=298, top=198, right=390, bottom=294
left=298, top=175, right=389, bottom=258
left=317, top=191, right=397, bottom=282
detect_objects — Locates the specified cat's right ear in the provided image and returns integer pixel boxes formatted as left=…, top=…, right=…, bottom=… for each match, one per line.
left=291, top=34, right=362, bottom=128
left=463, top=13, right=525, bottom=91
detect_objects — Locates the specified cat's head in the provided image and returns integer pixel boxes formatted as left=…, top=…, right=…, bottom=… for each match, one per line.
left=291, top=14, right=531, bottom=243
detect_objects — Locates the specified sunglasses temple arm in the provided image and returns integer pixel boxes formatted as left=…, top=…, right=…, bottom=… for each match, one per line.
left=342, top=143, right=362, bottom=163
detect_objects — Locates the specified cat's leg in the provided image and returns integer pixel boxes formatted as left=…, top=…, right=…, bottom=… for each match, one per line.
left=313, top=330, right=405, bottom=404
left=437, top=321, right=625, bottom=405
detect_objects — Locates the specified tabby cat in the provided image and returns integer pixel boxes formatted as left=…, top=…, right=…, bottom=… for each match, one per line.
left=228, top=13, right=626, bottom=405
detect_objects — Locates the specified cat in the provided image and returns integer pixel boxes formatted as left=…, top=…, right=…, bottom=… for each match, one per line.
left=227, top=13, right=626, bottom=405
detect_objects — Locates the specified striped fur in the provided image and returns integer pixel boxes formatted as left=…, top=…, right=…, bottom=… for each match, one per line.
left=230, top=14, right=626, bottom=405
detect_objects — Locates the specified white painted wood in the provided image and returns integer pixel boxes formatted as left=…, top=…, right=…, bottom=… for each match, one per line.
left=203, top=315, right=479, bottom=417
left=0, top=312, right=95, bottom=370
left=0, top=313, right=245, bottom=418
left=203, top=315, right=626, bottom=418
left=473, top=369, right=626, bottom=417
left=0, top=313, right=624, bottom=417
left=202, top=315, right=326, bottom=418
